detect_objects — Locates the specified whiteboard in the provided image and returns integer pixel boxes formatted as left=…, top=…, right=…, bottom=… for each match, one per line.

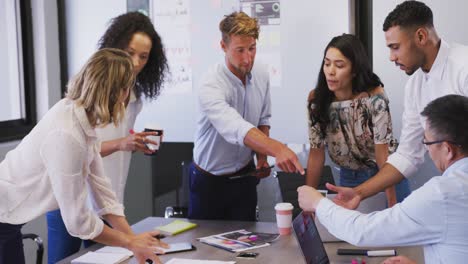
left=135, top=0, right=349, bottom=143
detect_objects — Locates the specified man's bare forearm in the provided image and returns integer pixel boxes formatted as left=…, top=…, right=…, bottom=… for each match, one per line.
left=354, top=163, right=404, bottom=199
left=306, top=147, right=325, bottom=187
left=255, top=125, right=270, bottom=160
left=244, top=127, right=283, bottom=157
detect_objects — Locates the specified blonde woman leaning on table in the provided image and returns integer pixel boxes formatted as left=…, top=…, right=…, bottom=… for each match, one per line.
left=47, top=12, right=169, bottom=263
left=306, top=34, right=410, bottom=207
left=0, top=49, right=168, bottom=264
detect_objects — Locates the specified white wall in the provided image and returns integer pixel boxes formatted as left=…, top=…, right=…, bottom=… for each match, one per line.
left=373, top=0, right=468, bottom=189
left=66, top=0, right=349, bottom=144
left=65, top=0, right=126, bottom=76
left=0, top=1, right=61, bottom=263
left=274, top=1, right=348, bottom=143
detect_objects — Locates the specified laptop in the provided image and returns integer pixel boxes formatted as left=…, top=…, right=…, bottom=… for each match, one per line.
left=315, top=192, right=388, bottom=242
left=293, top=211, right=330, bottom=264
left=276, top=166, right=336, bottom=219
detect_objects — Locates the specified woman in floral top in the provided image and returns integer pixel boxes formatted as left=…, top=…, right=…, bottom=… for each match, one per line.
left=306, top=34, right=410, bottom=206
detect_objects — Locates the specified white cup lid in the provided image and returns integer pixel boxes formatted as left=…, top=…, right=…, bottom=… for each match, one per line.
left=275, top=202, right=293, bottom=211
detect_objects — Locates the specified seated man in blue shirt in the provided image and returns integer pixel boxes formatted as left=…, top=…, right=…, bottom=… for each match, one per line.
left=298, top=94, right=468, bottom=264
left=189, top=11, right=304, bottom=221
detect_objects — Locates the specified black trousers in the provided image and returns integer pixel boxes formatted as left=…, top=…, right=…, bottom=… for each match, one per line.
left=0, top=222, right=25, bottom=264
left=188, top=162, right=259, bottom=221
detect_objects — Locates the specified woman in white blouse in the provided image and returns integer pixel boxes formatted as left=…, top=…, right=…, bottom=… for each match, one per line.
left=46, top=12, right=169, bottom=263
left=0, top=48, right=167, bottom=264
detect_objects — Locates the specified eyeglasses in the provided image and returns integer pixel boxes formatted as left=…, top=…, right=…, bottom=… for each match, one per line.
left=422, top=139, right=459, bottom=146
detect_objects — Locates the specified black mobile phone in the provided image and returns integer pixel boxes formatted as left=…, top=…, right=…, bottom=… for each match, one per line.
left=236, top=252, right=259, bottom=259
left=155, top=242, right=196, bottom=255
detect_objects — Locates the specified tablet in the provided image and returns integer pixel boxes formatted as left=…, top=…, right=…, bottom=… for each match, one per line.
left=156, top=242, right=196, bottom=255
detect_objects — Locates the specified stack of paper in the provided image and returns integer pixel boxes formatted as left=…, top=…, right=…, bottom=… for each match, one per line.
left=166, top=259, right=235, bottom=264
left=71, top=246, right=133, bottom=264
left=156, top=219, right=197, bottom=235
left=95, top=246, right=133, bottom=255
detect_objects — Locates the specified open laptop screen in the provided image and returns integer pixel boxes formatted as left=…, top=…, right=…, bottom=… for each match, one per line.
left=293, top=211, right=330, bottom=264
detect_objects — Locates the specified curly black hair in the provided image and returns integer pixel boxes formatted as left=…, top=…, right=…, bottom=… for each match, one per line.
left=98, top=11, right=168, bottom=99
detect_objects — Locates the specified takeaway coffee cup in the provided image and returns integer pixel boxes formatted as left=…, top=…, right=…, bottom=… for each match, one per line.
left=275, top=202, right=294, bottom=235
left=143, top=124, right=163, bottom=155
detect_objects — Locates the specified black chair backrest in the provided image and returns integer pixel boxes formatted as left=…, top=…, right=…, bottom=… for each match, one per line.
left=276, top=165, right=335, bottom=218
left=151, top=142, right=194, bottom=197
left=164, top=160, right=192, bottom=219
left=22, top=233, right=43, bottom=264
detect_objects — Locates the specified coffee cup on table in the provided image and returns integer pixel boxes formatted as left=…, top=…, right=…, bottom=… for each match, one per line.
left=143, top=124, right=163, bottom=155
left=275, top=202, right=294, bottom=235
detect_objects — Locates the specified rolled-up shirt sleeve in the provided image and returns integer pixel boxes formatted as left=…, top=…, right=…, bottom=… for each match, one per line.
left=40, top=131, right=103, bottom=240
left=87, top=144, right=124, bottom=217
left=258, top=79, right=271, bottom=127
left=198, top=81, right=255, bottom=147
left=387, top=81, right=426, bottom=177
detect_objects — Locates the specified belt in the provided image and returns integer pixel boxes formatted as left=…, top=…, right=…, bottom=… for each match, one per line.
left=193, top=161, right=254, bottom=179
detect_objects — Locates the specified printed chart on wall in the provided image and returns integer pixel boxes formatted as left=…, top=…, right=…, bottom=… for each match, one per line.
left=152, top=0, right=192, bottom=95
left=239, top=0, right=281, bottom=87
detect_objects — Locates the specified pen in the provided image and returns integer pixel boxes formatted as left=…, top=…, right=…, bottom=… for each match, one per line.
left=154, top=234, right=165, bottom=240
left=337, top=248, right=396, bottom=257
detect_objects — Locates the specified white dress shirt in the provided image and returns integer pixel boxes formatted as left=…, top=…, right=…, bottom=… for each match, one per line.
left=0, top=99, right=123, bottom=240
left=95, top=90, right=142, bottom=203
left=316, top=157, right=468, bottom=264
left=388, top=40, right=468, bottom=177
left=193, top=62, right=271, bottom=174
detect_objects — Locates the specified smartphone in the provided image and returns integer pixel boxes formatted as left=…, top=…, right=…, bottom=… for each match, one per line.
left=155, top=242, right=196, bottom=255
left=236, top=252, right=259, bottom=259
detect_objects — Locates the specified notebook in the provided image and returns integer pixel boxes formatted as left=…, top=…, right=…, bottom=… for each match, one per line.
left=71, top=251, right=130, bottom=264
left=156, top=219, right=197, bottom=236
left=316, top=192, right=388, bottom=242
left=293, top=211, right=330, bottom=264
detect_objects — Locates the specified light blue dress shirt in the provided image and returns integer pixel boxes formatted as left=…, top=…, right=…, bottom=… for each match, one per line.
left=317, top=157, right=468, bottom=264
left=193, top=62, right=271, bottom=175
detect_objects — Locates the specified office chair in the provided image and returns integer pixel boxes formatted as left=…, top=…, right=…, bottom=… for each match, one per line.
left=22, top=233, right=43, bottom=264
left=275, top=165, right=335, bottom=218
left=164, top=160, right=191, bottom=218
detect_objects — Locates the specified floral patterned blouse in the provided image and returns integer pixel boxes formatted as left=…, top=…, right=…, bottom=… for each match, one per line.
left=308, top=92, right=397, bottom=170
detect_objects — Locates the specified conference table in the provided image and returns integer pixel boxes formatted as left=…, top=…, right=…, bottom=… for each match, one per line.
left=58, top=217, right=424, bottom=264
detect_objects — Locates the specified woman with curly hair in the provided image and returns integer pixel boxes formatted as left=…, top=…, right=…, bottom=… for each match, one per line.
left=306, top=34, right=410, bottom=207
left=46, top=12, right=169, bottom=263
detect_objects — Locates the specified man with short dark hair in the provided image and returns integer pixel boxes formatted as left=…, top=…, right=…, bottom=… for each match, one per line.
left=298, top=94, right=468, bottom=264
left=328, top=0, right=468, bottom=210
